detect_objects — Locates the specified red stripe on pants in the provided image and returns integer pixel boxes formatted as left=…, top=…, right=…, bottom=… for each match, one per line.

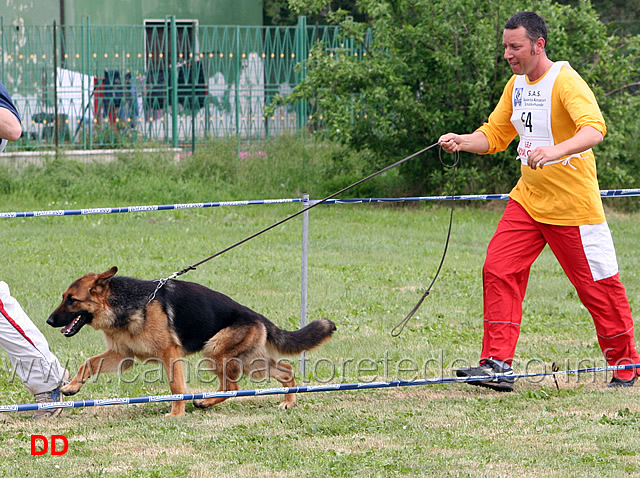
left=482, top=200, right=639, bottom=380
left=0, top=298, right=36, bottom=348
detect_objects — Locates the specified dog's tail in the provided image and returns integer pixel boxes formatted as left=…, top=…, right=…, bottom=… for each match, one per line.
left=264, top=318, right=336, bottom=355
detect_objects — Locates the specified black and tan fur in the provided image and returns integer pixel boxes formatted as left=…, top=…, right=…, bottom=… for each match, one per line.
left=47, top=267, right=336, bottom=417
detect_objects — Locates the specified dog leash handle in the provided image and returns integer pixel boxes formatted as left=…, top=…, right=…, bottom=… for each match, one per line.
left=391, top=290, right=430, bottom=337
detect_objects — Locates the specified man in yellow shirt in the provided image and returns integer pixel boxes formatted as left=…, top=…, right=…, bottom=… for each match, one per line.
left=439, top=11, right=639, bottom=391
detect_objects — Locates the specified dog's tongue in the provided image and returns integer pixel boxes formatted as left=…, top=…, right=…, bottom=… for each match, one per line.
left=61, top=317, right=79, bottom=334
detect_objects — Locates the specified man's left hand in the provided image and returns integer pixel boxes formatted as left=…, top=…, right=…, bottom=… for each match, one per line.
left=527, top=146, right=561, bottom=170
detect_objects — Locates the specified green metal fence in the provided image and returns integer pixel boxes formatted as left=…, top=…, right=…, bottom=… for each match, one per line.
left=0, top=16, right=364, bottom=151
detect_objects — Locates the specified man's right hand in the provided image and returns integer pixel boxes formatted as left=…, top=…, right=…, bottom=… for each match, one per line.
left=438, top=131, right=490, bottom=155
left=438, top=133, right=461, bottom=153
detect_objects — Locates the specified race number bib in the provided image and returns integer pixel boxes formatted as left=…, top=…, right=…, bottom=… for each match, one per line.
left=511, top=62, right=567, bottom=165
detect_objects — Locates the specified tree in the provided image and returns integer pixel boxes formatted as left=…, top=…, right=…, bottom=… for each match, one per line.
left=556, top=0, right=640, bottom=36
left=275, top=0, right=640, bottom=196
left=264, top=0, right=366, bottom=25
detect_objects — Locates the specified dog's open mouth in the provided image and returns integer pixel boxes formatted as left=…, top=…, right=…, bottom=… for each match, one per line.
left=61, top=315, right=87, bottom=337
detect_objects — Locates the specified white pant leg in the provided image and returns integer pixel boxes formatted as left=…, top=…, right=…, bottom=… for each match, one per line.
left=0, top=281, right=65, bottom=395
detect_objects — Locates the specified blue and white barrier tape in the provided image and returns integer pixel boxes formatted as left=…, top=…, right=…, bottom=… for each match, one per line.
left=0, top=198, right=303, bottom=219
left=325, top=188, right=640, bottom=204
left=1, top=189, right=638, bottom=219
left=2, top=363, right=638, bottom=413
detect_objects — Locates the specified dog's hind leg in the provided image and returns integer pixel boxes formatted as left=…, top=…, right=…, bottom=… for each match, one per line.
left=268, top=359, right=297, bottom=409
left=193, top=325, right=261, bottom=410
left=193, top=357, right=241, bottom=409
left=160, top=344, right=188, bottom=417
left=61, top=349, right=130, bottom=396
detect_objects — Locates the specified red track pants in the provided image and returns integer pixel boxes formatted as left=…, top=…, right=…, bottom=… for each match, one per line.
left=482, top=200, right=640, bottom=380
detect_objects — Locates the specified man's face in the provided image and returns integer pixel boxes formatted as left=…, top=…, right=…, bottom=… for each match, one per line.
left=502, top=26, right=538, bottom=76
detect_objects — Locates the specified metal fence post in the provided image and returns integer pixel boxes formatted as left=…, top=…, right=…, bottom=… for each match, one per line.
left=235, top=26, right=241, bottom=151
left=295, top=16, right=308, bottom=131
left=1, top=17, right=4, bottom=83
left=300, top=193, right=310, bottom=378
left=53, top=20, right=59, bottom=148
left=170, top=15, right=178, bottom=148
left=81, top=17, right=85, bottom=149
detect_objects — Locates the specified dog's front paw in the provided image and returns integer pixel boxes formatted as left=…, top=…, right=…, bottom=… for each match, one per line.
left=60, top=383, right=81, bottom=396
left=278, top=400, right=296, bottom=410
left=165, top=410, right=185, bottom=418
left=165, top=402, right=185, bottom=417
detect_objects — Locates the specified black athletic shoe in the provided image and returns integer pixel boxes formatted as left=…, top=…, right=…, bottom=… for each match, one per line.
left=608, top=376, right=636, bottom=388
left=455, top=358, right=515, bottom=392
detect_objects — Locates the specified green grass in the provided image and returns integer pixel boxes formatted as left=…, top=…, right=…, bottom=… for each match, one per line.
left=1, top=141, right=640, bottom=477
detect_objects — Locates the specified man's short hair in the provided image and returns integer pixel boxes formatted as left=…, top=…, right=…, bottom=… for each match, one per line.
left=505, top=11, right=548, bottom=50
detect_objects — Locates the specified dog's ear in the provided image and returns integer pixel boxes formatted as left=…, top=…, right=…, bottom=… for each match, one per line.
left=92, top=267, right=117, bottom=293
left=102, top=266, right=118, bottom=278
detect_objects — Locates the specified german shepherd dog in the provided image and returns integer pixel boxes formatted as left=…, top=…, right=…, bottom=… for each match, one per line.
left=47, top=267, right=336, bottom=417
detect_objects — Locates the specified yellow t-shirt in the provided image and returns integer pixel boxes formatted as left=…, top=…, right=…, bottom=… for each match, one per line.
left=476, top=65, right=607, bottom=226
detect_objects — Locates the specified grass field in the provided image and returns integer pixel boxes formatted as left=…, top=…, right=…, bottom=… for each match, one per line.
left=0, top=145, right=639, bottom=477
